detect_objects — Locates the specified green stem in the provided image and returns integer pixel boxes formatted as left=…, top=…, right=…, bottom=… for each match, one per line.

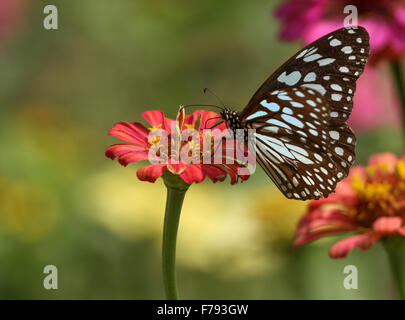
left=383, top=237, right=405, bottom=300
left=161, top=172, right=190, bottom=300
left=390, top=61, right=405, bottom=141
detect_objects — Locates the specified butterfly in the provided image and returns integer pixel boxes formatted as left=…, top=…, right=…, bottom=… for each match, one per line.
left=217, top=26, right=370, bottom=200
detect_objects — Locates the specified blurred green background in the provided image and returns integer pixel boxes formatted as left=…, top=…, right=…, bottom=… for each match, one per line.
left=0, top=0, right=402, bottom=299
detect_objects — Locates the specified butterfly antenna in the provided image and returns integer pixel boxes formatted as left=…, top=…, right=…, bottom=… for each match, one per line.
left=204, top=116, right=222, bottom=129
left=180, top=104, right=224, bottom=113
left=203, top=88, right=226, bottom=108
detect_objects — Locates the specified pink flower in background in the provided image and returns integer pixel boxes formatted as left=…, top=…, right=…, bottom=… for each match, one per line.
left=0, top=0, right=26, bottom=44
left=349, top=63, right=402, bottom=131
left=276, top=0, right=405, bottom=62
left=275, top=0, right=405, bottom=132
left=294, top=153, right=405, bottom=258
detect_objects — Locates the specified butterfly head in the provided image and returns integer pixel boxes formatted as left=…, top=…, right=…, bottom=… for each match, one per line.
left=220, top=108, right=242, bottom=131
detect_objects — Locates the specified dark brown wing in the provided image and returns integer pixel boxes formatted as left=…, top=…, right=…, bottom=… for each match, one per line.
left=248, top=26, right=369, bottom=126
left=243, top=87, right=355, bottom=200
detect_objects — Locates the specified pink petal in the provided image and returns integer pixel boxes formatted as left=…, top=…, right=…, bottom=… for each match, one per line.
left=398, top=226, right=405, bottom=236
left=368, top=152, right=398, bottom=170
left=297, top=208, right=356, bottom=235
left=359, top=18, right=391, bottom=53
left=309, top=194, right=341, bottom=209
left=275, top=0, right=324, bottom=41
left=209, top=164, right=237, bottom=185
left=391, top=9, right=405, bottom=53
left=393, top=7, right=405, bottom=28
left=191, top=110, right=222, bottom=130
left=118, top=151, right=151, bottom=167
left=179, top=164, right=204, bottom=184
left=302, top=20, right=343, bottom=44
left=202, top=165, right=227, bottom=183
left=136, top=164, right=167, bottom=182
left=373, top=216, right=403, bottom=234
left=105, top=144, right=148, bottom=159
left=294, top=228, right=350, bottom=247
left=348, top=64, right=402, bottom=132
left=329, top=233, right=381, bottom=258
left=347, top=166, right=367, bottom=180
left=141, top=110, right=166, bottom=129
left=108, top=122, right=149, bottom=145
left=164, top=118, right=175, bottom=132
left=182, top=114, right=194, bottom=127
left=167, top=162, right=187, bottom=175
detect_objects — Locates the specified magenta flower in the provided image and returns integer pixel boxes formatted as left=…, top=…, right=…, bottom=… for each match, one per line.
left=349, top=64, right=402, bottom=131
left=276, top=0, right=405, bottom=62
left=275, top=0, right=405, bottom=132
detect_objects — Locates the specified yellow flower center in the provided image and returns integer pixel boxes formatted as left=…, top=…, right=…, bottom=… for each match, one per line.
left=147, top=124, right=162, bottom=146
left=348, top=160, right=405, bottom=228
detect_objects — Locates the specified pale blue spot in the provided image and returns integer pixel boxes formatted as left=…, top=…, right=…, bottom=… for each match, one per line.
left=291, top=151, right=314, bottom=164
left=317, top=58, right=336, bottom=66
left=290, top=101, right=304, bottom=108
left=281, top=114, right=304, bottom=128
left=278, top=95, right=292, bottom=101
left=306, top=100, right=316, bottom=107
left=303, top=54, right=322, bottom=62
left=266, top=119, right=292, bottom=130
left=282, top=107, right=293, bottom=115
left=257, top=134, right=294, bottom=159
left=260, top=100, right=280, bottom=112
left=301, top=83, right=326, bottom=95
left=277, top=71, right=302, bottom=86
left=286, top=143, right=309, bottom=156
left=246, top=110, right=267, bottom=120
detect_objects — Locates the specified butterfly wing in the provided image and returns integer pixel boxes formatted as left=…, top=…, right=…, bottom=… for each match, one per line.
left=240, top=26, right=369, bottom=200
left=248, top=26, right=369, bottom=125
left=244, top=87, right=355, bottom=200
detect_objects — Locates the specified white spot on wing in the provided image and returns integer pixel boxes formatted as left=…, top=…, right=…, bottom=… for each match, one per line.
left=303, top=54, right=322, bottom=62
left=317, top=58, right=336, bottom=66
left=330, top=39, right=342, bottom=47
left=301, top=84, right=326, bottom=95
left=341, top=46, right=353, bottom=54
left=277, top=71, right=302, bottom=86
left=246, top=110, right=267, bottom=120
left=260, top=100, right=280, bottom=112
left=303, top=72, right=316, bottom=82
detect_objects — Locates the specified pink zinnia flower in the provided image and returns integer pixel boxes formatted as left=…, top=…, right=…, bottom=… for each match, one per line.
left=0, top=0, right=27, bottom=57
left=294, top=153, right=405, bottom=258
left=276, top=0, right=405, bottom=62
left=349, top=63, right=402, bottom=131
left=106, top=108, right=250, bottom=185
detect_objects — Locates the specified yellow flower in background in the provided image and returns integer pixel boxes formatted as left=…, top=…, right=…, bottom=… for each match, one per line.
left=250, top=186, right=307, bottom=246
left=79, top=167, right=165, bottom=240
left=78, top=167, right=274, bottom=278
left=178, top=185, right=270, bottom=277
left=0, top=177, right=59, bottom=241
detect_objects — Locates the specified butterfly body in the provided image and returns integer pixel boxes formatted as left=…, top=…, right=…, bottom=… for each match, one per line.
left=220, top=108, right=242, bottom=131
left=219, top=26, right=370, bottom=200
